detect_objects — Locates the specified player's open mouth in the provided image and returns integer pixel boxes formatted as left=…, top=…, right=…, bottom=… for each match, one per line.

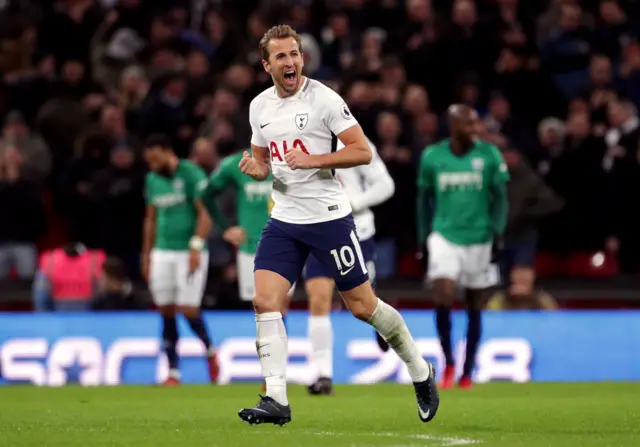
left=283, top=70, right=297, bottom=87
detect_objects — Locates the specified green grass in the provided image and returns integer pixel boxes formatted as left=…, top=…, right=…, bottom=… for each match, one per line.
left=1, top=383, right=639, bottom=446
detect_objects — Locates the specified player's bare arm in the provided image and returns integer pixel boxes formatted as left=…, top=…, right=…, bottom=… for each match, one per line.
left=141, top=204, right=156, bottom=282
left=286, top=124, right=371, bottom=170
left=239, top=145, right=271, bottom=180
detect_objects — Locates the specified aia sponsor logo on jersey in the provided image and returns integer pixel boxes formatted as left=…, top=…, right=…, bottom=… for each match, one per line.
left=269, top=139, right=309, bottom=162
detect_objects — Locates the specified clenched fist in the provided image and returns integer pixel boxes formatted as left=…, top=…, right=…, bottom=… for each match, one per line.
left=239, top=151, right=269, bottom=180
left=285, top=149, right=315, bottom=170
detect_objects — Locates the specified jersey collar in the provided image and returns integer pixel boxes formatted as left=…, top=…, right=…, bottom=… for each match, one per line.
left=274, top=77, right=311, bottom=100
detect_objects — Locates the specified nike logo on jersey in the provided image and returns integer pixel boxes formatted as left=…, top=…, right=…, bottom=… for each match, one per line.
left=418, top=407, right=430, bottom=421
left=260, top=123, right=271, bottom=128
left=339, top=266, right=355, bottom=276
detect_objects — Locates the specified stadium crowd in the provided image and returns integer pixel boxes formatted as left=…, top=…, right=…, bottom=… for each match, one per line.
left=0, top=0, right=638, bottom=308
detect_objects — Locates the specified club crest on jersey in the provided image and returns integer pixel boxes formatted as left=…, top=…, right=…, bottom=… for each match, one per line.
left=340, top=103, right=353, bottom=120
left=472, top=158, right=484, bottom=171
left=295, top=113, right=308, bottom=130
left=173, top=178, right=184, bottom=190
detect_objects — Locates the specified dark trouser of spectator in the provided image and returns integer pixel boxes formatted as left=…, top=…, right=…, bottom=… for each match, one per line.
left=499, top=234, right=537, bottom=294
left=108, top=251, right=142, bottom=282
left=0, top=243, right=37, bottom=279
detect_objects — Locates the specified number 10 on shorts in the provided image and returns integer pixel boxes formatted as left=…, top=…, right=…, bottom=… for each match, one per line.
left=330, top=245, right=356, bottom=275
left=329, top=231, right=367, bottom=277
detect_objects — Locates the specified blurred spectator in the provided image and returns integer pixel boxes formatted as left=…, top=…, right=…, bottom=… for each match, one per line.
left=541, top=3, right=593, bottom=98
left=483, top=92, right=532, bottom=152
left=618, top=40, right=640, bottom=112
left=582, top=54, right=617, bottom=124
left=604, top=100, right=640, bottom=273
left=91, top=143, right=145, bottom=279
left=91, top=257, right=145, bottom=311
left=446, top=0, right=488, bottom=74
left=0, top=146, right=45, bottom=279
left=0, top=111, right=51, bottom=185
left=117, top=65, right=149, bottom=130
left=501, top=143, right=563, bottom=296
left=487, top=289, right=559, bottom=310
left=33, top=243, right=105, bottom=312
left=190, top=137, right=218, bottom=175
left=493, top=46, right=563, bottom=126
left=57, top=131, right=110, bottom=246
left=593, top=0, right=635, bottom=61
left=138, top=72, right=191, bottom=156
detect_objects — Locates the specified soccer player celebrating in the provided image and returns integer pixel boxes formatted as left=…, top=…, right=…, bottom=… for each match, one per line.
left=237, top=25, right=439, bottom=426
left=142, top=134, right=219, bottom=385
left=416, top=105, right=509, bottom=390
left=305, top=138, right=395, bottom=395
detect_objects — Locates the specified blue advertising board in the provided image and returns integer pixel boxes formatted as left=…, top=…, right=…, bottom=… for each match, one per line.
left=0, top=311, right=638, bottom=386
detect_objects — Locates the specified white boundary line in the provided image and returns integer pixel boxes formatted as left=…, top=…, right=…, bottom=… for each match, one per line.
left=307, top=430, right=482, bottom=446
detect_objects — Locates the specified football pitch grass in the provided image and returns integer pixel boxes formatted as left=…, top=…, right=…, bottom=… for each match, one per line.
left=1, top=383, right=638, bottom=447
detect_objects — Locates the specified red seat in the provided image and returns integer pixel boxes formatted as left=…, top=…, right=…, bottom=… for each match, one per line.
left=534, top=252, right=565, bottom=277
left=566, top=252, right=618, bottom=278
left=398, top=251, right=423, bottom=280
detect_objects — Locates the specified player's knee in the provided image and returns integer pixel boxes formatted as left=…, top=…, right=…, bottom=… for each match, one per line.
left=433, top=280, right=455, bottom=307
left=309, top=293, right=331, bottom=316
left=280, top=295, right=291, bottom=316
left=306, top=278, right=333, bottom=316
left=253, top=292, right=280, bottom=314
left=179, top=306, right=200, bottom=319
left=341, top=283, right=378, bottom=321
left=158, top=305, right=176, bottom=317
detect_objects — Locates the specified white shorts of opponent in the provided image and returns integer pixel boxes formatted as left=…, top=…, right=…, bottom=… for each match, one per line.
left=426, top=232, right=499, bottom=289
left=237, top=251, right=296, bottom=302
left=149, top=249, right=209, bottom=307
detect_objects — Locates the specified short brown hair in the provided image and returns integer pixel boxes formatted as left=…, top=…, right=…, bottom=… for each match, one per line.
left=258, top=25, right=302, bottom=61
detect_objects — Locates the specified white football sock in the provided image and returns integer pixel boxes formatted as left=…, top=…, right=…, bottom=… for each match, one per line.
left=367, top=298, right=431, bottom=383
left=308, top=315, right=333, bottom=379
left=256, top=312, right=289, bottom=406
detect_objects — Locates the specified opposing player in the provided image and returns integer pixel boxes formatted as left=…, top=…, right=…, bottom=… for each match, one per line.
left=142, top=134, right=219, bottom=385
left=203, top=150, right=295, bottom=307
left=305, top=137, right=395, bottom=395
left=416, top=105, right=509, bottom=390
left=237, top=25, right=439, bottom=426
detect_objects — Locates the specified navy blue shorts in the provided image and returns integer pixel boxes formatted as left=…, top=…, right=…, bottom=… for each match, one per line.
left=304, top=237, right=377, bottom=286
left=254, top=215, right=369, bottom=292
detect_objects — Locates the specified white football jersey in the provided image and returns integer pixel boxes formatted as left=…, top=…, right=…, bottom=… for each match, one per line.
left=249, top=78, right=358, bottom=224
left=336, top=139, right=395, bottom=241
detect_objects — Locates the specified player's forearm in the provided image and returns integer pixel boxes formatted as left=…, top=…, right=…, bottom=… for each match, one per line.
left=490, top=182, right=509, bottom=235
left=206, top=197, right=231, bottom=231
left=311, top=144, right=372, bottom=169
left=350, top=175, right=395, bottom=212
left=193, top=208, right=213, bottom=243
left=417, top=188, right=433, bottom=244
left=251, top=148, right=272, bottom=181
left=142, top=217, right=155, bottom=256
left=203, top=187, right=231, bottom=231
